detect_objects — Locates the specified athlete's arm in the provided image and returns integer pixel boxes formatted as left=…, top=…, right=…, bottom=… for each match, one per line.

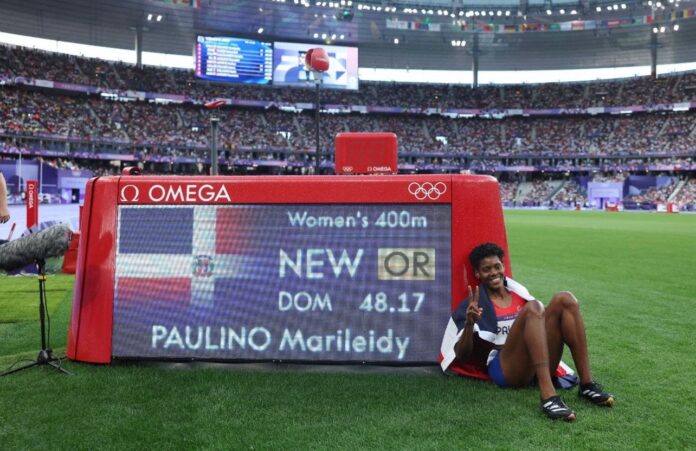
left=454, top=286, right=482, bottom=360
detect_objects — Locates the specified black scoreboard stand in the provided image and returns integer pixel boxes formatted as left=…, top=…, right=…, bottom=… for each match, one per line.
left=210, top=116, right=220, bottom=176
left=1, top=259, right=72, bottom=376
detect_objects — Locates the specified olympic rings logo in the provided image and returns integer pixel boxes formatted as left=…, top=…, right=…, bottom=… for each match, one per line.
left=408, top=182, right=447, bottom=200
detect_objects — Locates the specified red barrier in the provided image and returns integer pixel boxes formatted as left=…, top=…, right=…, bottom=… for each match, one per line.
left=26, top=180, right=38, bottom=229
left=61, top=232, right=80, bottom=274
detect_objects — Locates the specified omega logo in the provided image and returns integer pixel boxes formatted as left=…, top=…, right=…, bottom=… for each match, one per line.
left=120, top=185, right=140, bottom=202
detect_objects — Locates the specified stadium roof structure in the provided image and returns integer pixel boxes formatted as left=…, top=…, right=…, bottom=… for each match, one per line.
left=1, top=0, right=696, bottom=72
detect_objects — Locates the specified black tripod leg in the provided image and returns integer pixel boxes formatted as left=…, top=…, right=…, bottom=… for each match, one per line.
left=47, top=360, right=73, bottom=375
left=0, top=361, right=39, bottom=377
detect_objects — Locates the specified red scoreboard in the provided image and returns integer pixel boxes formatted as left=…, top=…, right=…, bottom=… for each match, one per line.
left=67, top=175, right=511, bottom=364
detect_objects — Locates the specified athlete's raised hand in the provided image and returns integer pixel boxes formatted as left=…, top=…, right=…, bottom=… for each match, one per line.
left=465, top=285, right=482, bottom=326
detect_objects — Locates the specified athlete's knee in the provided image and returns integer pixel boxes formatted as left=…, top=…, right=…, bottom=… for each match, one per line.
left=550, top=291, right=580, bottom=311
left=521, top=299, right=545, bottom=318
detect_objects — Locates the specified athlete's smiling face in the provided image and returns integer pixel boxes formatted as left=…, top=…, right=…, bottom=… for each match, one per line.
left=475, top=255, right=505, bottom=290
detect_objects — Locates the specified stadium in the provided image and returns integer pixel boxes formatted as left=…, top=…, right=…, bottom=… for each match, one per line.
left=0, top=0, right=694, bottom=447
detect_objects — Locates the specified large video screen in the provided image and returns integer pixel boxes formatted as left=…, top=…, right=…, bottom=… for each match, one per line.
left=272, top=41, right=359, bottom=90
left=195, top=36, right=273, bottom=84
left=112, top=204, right=451, bottom=363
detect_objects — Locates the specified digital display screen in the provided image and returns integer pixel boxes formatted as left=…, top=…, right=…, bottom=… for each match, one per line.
left=112, top=204, right=451, bottom=363
left=272, top=41, right=359, bottom=90
left=195, top=36, right=273, bottom=84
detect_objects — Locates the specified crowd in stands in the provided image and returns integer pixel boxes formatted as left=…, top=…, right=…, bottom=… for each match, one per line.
left=591, top=173, right=627, bottom=183
left=1, top=85, right=695, bottom=158
left=626, top=179, right=677, bottom=205
left=3, top=44, right=696, bottom=110
left=497, top=176, right=696, bottom=209
left=520, top=180, right=563, bottom=206
left=498, top=180, right=519, bottom=204
left=551, top=180, right=587, bottom=208
left=673, top=178, right=696, bottom=209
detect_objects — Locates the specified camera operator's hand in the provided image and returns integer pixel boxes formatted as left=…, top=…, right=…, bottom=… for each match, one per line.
left=0, top=173, right=9, bottom=223
left=0, top=205, right=9, bottom=224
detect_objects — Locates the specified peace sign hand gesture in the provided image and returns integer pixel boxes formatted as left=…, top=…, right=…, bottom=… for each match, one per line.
left=465, top=285, right=482, bottom=327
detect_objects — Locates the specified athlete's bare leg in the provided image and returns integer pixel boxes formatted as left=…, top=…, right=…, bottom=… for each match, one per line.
left=544, top=291, right=592, bottom=385
left=498, top=301, right=556, bottom=400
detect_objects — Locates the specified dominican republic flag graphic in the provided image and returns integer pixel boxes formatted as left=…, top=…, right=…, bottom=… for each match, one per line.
left=115, top=205, right=262, bottom=309
left=112, top=204, right=454, bottom=363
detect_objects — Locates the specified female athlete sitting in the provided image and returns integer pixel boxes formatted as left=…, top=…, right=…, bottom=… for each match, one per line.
left=441, top=242, right=614, bottom=421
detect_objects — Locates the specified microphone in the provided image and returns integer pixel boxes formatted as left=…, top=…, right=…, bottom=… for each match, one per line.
left=0, top=224, right=73, bottom=272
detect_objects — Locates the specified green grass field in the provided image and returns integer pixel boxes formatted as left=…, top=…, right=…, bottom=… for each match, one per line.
left=1, top=210, right=695, bottom=449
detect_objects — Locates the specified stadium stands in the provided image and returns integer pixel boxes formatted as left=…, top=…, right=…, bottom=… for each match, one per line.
left=1, top=44, right=695, bottom=210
